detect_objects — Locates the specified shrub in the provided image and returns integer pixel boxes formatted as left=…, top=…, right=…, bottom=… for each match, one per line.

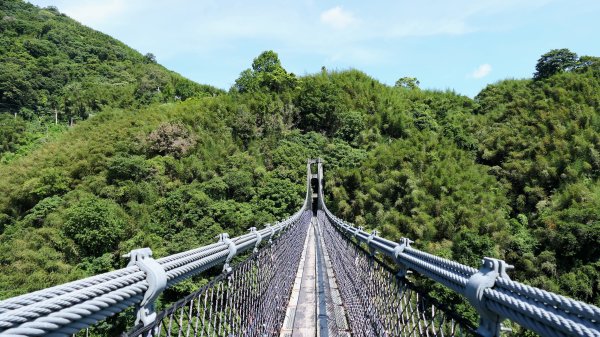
left=106, top=155, right=151, bottom=183
left=62, top=196, right=127, bottom=257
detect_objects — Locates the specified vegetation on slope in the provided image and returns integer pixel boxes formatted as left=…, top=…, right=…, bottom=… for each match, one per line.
left=0, top=0, right=222, bottom=161
left=471, top=51, right=600, bottom=301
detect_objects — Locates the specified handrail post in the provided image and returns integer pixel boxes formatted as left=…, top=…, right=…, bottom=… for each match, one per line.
left=123, top=248, right=167, bottom=327
left=354, top=226, right=363, bottom=239
left=465, top=257, right=514, bottom=337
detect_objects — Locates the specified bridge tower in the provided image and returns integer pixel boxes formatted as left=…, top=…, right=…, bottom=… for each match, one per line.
left=307, top=158, right=324, bottom=214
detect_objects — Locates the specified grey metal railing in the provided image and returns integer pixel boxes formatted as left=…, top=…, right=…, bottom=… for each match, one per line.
left=0, top=161, right=315, bottom=337
left=319, top=200, right=600, bottom=337
left=0, top=208, right=307, bottom=337
left=125, top=210, right=313, bottom=337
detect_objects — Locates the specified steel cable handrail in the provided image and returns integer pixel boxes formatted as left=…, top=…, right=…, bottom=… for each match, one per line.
left=320, top=199, right=600, bottom=337
left=0, top=203, right=308, bottom=336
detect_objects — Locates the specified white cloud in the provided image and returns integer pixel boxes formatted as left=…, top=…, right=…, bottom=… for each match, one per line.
left=320, top=6, right=356, bottom=30
left=469, top=64, right=492, bottom=79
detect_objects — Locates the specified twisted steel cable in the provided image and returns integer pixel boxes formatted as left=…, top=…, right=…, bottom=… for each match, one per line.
left=0, top=207, right=306, bottom=336
left=403, top=247, right=478, bottom=277
left=320, top=201, right=600, bottom=337
left=0, top=271, right=146, bottom=328
left=484, top=288, right=600, bottom=337
left=494, top=278, right=600, bottom=323
left=124, top=210, right=312, bottom=337
left=1, top=283, right=146, bottom=336
left=395, top=252, right=470, bottom=293
left=0, top=267, right=141, bottom=314
left=492, top=286, right=600, bottom=333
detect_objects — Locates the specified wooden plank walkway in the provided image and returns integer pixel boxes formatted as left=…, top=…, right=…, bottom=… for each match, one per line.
left=280, top=217, right=349, bottom=337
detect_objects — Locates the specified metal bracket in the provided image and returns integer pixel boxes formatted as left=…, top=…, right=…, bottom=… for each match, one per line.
left=393, top=238, right=413, bottom=278
left=219, top=233, right=237, bottom=274
left=266, top=223, right=275, bottom=243
left=123, top=248, right=167, bottom=327
left=366, top=230, right=379, bottom=257
left=249, top=227, right=262, bottom=253
left=465, top=257, right=513, bottom=337
left=354, top=226, right=363, bottom=239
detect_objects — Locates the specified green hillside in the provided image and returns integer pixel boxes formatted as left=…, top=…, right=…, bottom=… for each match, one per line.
left=0, top=2, right=599, bottom=334
left=0, top=0, right=221, bottom=161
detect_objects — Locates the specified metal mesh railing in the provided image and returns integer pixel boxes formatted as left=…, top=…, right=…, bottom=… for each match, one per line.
left=314, top=219, right=351, bottom=337
left=318, top=210, right=479, bottom=337
left=126, top=210, right=312, bottom=337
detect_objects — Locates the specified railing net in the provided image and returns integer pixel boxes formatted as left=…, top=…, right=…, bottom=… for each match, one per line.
left=318, top=210, right=479, bottom=337
left=126, top=210, right=312, bottom=337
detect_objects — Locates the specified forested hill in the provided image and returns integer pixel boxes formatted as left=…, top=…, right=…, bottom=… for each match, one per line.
left=1, top=1, right=600, bottom=331
left=0, top=0, right=221, bottom=119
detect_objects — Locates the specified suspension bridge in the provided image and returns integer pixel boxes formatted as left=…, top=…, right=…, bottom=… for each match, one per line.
left=0, top=159, right=599, bottom=337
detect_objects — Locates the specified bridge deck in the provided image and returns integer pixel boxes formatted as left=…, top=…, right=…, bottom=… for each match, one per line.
left=280, top=217, right=349, bottom=337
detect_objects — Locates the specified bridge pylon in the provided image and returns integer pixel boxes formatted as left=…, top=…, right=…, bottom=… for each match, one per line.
left=307, top=158, right=324, bottom=214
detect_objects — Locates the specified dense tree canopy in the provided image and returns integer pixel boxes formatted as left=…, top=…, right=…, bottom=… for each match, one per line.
left=233, top=50, right=297, bottom=93
left=534, top=48, right=579, bottom=80
left=0, top=0, right=222, bottom=122
left=395, top=77, right=420, bottom=90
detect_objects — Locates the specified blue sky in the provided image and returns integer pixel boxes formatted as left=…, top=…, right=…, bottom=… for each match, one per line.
left=27, top=0, right=600, bottom=97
